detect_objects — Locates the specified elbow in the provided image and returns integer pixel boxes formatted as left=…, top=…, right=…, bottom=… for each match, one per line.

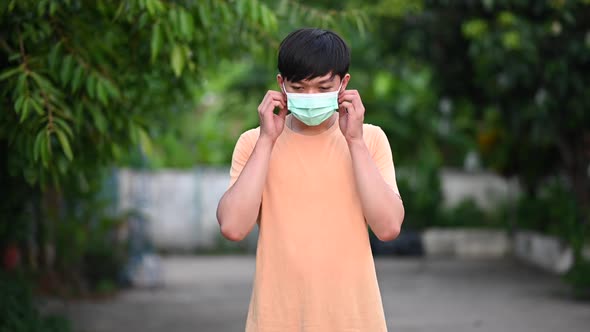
left=375, top=209, right=404, bottom=242
left=217, top=202, right=245, bottom=242
left=219, top=222, right=247, bottom=242
left=375, top=224, right=401, bottom=242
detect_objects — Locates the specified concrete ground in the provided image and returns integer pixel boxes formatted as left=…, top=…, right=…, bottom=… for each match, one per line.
left=46, top=256, right=589, bottom=332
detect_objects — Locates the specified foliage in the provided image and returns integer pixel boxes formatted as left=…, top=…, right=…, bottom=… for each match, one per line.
left=439, top=198, right=510, bottom=229
left=0, top=271, right=71, bottom=332
left=52, top=187, right=128, bottom=295
left=564, top=258, right=590, bottom=300
left=0, top=0, right=284, bottom=187
left=124, top=60, right=261, bottom=167
left=395, top=0, right=590, bottom=213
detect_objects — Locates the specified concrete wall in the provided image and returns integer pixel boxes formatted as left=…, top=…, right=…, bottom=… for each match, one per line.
left=115, top=167, right=517, bottom=252
left=440, top=169, right=520, bottom=210
left=117, top=168, right=229, bottom=251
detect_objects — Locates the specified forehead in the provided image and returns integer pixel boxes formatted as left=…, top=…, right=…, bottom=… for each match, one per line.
left=288, top=73, right=337, bottom=85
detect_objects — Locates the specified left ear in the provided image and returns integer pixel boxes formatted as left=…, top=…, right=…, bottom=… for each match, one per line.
left=340, top=73, right=351, bottom=91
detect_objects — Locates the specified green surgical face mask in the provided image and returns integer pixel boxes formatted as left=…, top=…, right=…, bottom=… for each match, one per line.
left=283, top=82, right=342, bottom=126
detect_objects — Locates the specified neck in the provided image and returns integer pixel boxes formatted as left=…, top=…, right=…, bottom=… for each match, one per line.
left=289, top=113, right=337, bottom=135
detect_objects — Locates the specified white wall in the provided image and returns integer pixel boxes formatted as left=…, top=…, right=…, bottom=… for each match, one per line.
left=117, top=168, right=230, bottom=251
left=116, top=167, right=517, bottom=251
left=440, top=168, right=520, bottom=210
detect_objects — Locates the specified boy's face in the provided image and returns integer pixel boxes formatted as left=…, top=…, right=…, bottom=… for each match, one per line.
left=278, top=72, right=350, bottom=94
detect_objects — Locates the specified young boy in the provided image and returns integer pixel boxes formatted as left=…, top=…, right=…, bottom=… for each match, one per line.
left=216, top=28, right=405, bottom=332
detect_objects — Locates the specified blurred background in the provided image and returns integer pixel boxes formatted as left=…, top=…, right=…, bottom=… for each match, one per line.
left=1, top=0, right=589, bottom=331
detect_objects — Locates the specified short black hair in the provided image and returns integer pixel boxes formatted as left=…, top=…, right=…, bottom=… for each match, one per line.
left=278, top=28, right=350, bottom=83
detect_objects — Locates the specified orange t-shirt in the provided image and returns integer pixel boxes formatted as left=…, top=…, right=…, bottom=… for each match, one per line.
left=229, top=116, right=400, bottom=332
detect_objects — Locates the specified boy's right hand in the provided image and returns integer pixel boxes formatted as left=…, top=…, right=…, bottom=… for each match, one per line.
left=258, top=90, right=288, bottom=144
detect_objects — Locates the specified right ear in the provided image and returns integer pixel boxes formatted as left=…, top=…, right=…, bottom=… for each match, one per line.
left=277, top=74, right=285, bottom=94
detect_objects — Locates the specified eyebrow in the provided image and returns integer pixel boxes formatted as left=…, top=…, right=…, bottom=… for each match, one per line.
left=318, top=76, right=336, bottom=84
left=292, top=76, right=335, bottom=86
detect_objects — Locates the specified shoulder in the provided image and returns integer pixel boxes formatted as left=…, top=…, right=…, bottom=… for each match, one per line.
left=237, top=127, right=260, bottom=145
left=233, top=127, right=260, bottom=156
left=239, top=127, right=260, bottom=142
left=363, top=123, right=389, bottom=155
left=362, top=123, right=388, bottom=147
left=362, top=123, right=385, bottom=136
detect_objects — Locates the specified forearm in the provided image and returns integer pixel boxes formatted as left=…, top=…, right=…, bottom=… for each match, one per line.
left=348, top=139, right=404, bottom=241
left=217, top=137, right=274, bottom=241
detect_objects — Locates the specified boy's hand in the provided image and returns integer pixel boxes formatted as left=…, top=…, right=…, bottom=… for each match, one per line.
left=338, top=89, right=365, bottom=143
left=258, top=90, right=288, bottom=144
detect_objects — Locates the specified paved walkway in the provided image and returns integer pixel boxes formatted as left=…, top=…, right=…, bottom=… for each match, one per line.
left=47, top=256, right=589, bottom=332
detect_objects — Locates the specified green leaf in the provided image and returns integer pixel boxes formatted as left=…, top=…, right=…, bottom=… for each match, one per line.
left=29, top=97, right=45, bottom=115
left=179, top=9, right=194, bottom=39
left=16, top=72, right=27, bottom=93
left=40, top=131, right=50, bottom=168
left=219, top=2, right=231, bottom=22
left=20, top=98, right=31, bottom=122
left=86, top=73, right=96, bottom=98
left=354, top=13, right=366, bottom=38
left=462, top=19, right=488, bottom=39
left=60, top=54, right=74, bottom=84
left=170, top=44, right=185, bottom=77
left=247, top=0, right=260, bottom=24
left=48, top=42, right=62, bottom=70
left=145, top=0, right=156, bottom=15
left=197, top=2, right=211, bottom=28
left=49, top=1, right=59, bottom=15
left=138, top=127, right=153, bottom=157
left=102, top=79, right=120, bottom=99
left=30, top=72, right=61, bottom=96
left=57, top=155, right=68, bottom=174
left=54, top=117, right=74, bottom=138
left=260, top=6, right=272, bottom=30
left=89, top=106, right=107, bottom=133
left=0, top=67, right=21, bottom=81
left=56, top=129, right=73, bottom=160
left=168, top=7, right=178, bottom=30
left=14, top=95, right=24, bottom=113
left=33, top=130, right=44, bottom=162
left=237, top=0, right=247, bottom=17
left=96, top=81, right=108, bottom=105
left=151, top=23, right=163, bottom=63
left=71, top=65, right=84, bottom=92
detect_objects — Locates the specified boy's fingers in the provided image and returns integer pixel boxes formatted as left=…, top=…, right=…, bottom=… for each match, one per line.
left=338, top=106, right=347, bottom=118
left=278, top=107, right=288, bottom=119
left=339, top=101, right=354, bottom=114
left=339, top=92, right=364, bottom=116
left=269, top=93, right=286, bottom=109
left=338, top=90, right=359, bottom=102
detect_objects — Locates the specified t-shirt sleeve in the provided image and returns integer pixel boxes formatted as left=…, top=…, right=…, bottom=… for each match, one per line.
left=369, top=126, right=402, bottom=199
left=229, top=130, right=257, bottom=188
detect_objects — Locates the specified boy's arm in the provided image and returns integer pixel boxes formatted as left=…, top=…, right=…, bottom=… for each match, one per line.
left=348, top=130, right=404, bottom=242
left=216, top=90, right=287, bottom=242
left=216, top=135, right=274, bottom=241
left=338, top=90, right=405, bottom=241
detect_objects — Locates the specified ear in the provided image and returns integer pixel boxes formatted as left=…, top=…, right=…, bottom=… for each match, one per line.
left=277, top=74, right=285, bottom=94
left=340, top=73, right=351, bottom=91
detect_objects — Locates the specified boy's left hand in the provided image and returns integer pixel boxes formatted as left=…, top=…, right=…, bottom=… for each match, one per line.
left=338, top=89, right=365, bottom=143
